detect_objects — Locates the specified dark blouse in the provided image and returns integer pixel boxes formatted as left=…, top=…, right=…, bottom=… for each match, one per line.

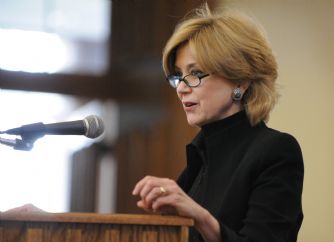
left=177, top=111, right=304, bottom=242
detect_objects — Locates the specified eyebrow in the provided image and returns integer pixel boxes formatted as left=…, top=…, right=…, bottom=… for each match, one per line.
left=174, top=63, right=198, bottom=73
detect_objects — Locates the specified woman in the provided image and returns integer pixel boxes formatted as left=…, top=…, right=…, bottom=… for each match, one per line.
left=132, top=4, right=304, bottom=242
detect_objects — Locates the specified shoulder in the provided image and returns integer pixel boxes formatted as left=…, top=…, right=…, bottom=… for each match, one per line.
left=250, top=123, right=304, bottom=173
left=253, top=123, right=302, bottom=155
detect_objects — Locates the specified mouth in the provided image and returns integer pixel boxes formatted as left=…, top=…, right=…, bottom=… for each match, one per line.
left=183, top=101, right=197, bottom=110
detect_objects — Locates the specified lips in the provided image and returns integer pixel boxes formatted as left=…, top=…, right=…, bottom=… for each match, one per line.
left=184, top=102, right=196, bottom=107
left=183, top=101, right=197, bottom=110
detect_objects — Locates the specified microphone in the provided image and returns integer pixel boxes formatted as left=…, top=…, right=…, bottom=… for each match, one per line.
left=1, top=115, right=105, bottom=139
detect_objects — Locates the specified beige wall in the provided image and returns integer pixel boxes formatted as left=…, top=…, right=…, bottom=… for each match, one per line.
left=220, top=0, right=334, bottom=241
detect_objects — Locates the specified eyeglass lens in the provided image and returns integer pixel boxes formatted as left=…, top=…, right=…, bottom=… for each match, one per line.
left=167, top=74, right=201, bottom=88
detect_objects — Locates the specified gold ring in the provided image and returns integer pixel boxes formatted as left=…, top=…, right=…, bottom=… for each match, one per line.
left=159, top=186, right=167, bottom=194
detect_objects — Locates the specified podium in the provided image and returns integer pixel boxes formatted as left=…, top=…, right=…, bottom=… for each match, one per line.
left=0, top=212, right=193, bottom=242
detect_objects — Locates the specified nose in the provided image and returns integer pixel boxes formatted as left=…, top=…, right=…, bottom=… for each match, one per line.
left=176, top=80, right=192, bottom=94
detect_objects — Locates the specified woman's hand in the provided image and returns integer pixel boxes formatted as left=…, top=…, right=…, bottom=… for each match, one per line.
left=132, top=175, right=199, bottom=216
left=132, top=176, right=221, bottom=242
left=2, top=203, right=45, bottom=213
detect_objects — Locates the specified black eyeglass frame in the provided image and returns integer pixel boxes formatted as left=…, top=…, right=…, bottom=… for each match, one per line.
left=166, top=72, right=210, bottom=88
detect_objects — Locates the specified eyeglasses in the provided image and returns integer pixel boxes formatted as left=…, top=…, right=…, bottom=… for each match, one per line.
left=166, top=71, right=210, bottom=88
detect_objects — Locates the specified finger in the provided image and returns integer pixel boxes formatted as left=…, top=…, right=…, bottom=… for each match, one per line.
left=145, top=180, right=176, bottom=206
left=143, top=186, right=168, bottom=207
left=132, top=175, right=152, bottom=195
left=151, top=194, right=176, bottom=213
left=133, top=177, right=171, bottom=196
left=138, top=197, right=174, bottom=215
left=139, top=177, right=169, bottom=199
left=137, top=200, right=154, bottom=213
left=151, top=187, right=187, bottom=212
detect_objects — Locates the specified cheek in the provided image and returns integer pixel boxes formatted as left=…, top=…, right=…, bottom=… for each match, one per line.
left=201, top=89, right=226, bottom=103
left=201, top=90, right=232, bottom=112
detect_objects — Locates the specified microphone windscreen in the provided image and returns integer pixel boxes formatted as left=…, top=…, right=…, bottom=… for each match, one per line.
left=84, top=115, right=104, bottom=138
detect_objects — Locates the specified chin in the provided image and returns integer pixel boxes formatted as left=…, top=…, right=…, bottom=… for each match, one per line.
left=186, top=117, right=205, bottom=127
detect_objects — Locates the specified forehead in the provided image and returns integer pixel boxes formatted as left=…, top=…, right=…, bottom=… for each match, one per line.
left=174, top=44, right=198, bottom=71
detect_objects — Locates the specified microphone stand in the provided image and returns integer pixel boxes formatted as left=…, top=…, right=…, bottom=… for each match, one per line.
left=0, top=132, right=44, bottom=151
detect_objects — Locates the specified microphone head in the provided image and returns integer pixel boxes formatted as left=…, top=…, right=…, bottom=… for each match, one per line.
left=84, top=115, right=105, bottom=138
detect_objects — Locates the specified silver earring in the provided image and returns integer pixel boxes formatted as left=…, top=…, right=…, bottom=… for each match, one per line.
left=232, top=87, right=242, bottom=101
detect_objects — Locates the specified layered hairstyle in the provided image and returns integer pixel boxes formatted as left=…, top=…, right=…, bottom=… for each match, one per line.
left=162, top=4, right=279, bottom=126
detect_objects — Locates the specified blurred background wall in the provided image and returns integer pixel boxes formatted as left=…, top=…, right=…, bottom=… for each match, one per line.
left=0, top=1, right=333, bottom=241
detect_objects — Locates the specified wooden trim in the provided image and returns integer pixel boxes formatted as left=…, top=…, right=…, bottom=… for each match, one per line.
left=0, top=212, right=193, bottom=226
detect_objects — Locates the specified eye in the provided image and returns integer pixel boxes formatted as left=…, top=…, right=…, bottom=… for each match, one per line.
left=174, top=71, right=182, bottom=77
left=172, top=71, right=182, bottom=78
left=190, top=70, right=205, bottom=77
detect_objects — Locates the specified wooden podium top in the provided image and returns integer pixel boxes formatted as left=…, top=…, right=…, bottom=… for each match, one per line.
left=0, top=212, right=194, bottom=226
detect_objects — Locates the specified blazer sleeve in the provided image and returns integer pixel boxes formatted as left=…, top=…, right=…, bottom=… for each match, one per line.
left=220, top=132, right=304, bottom=242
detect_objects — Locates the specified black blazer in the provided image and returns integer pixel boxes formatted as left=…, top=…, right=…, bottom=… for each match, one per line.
left=177, top=111, right=304, bottom=242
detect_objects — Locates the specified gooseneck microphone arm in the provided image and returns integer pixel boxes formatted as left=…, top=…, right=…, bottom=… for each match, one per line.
left=0, top=122, right=46, bottom=151
left=0, top=136, right=35, bottom=151
left=0, top=123, right=48, bottom=151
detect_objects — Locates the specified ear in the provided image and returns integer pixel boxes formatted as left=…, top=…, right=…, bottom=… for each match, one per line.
left=239, top=80, right=251, bottom=93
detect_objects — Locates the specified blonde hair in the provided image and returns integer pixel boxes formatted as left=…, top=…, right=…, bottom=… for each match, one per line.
left=162, top=4, right=279, bottom=126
